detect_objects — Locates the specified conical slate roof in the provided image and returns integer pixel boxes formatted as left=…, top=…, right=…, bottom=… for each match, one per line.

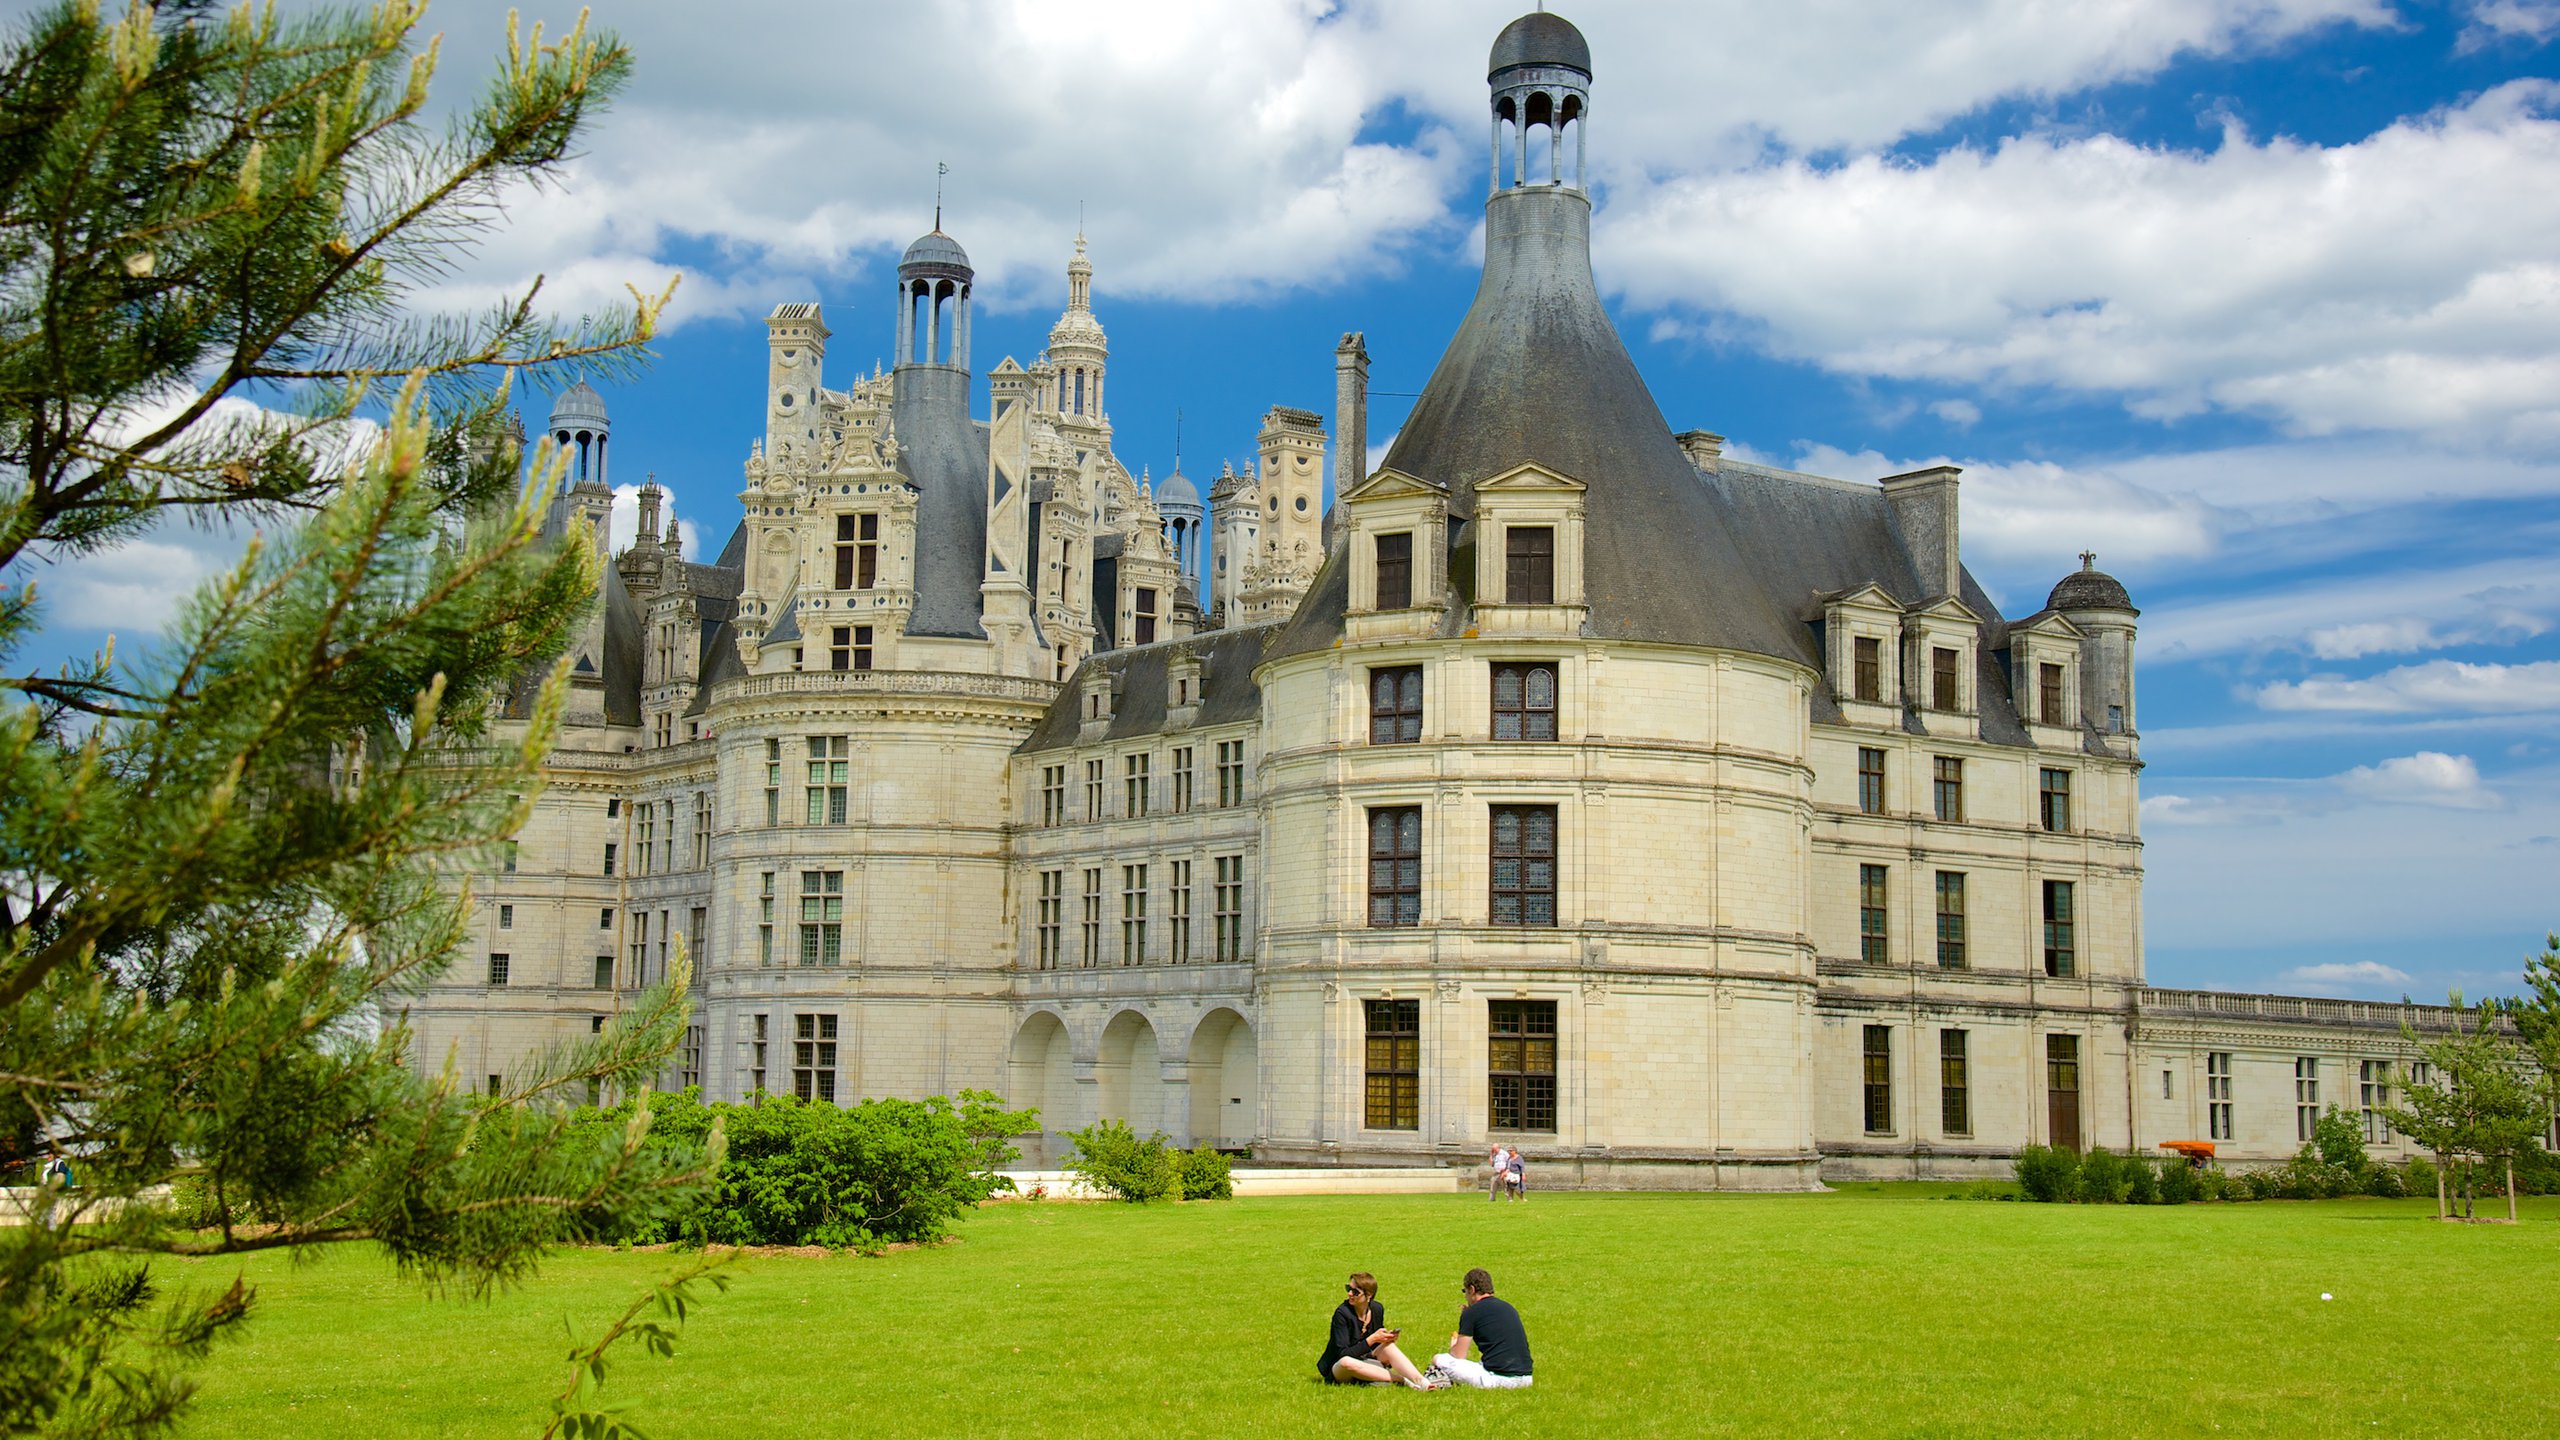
left=1267, top=186, right=1807, bottom=667
left=2047, top=558, right=2136, bottom=613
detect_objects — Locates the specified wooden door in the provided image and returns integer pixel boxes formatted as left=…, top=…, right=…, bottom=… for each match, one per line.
left=2047, top=1035, right=2083, bottom=1151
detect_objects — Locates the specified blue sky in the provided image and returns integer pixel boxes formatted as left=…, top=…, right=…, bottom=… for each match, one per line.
left=12, top=0, right=2559, bottom=1000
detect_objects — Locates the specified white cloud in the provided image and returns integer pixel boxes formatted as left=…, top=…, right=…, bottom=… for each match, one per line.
left=1780, top=442, right=2220, bottom=577
left=2258, top=658, right=2560, bottom=713
left=1603, top=82, right=2560, bottom=444
left=27, top=532, right=236, bottom=636
left=2333, top=751, right=2503, bottom=808
left=2142, top=793, right=2292, bottom=826
left=2276, top=959, right=2416, bottom=995
left=2145, top=546, right=2560, bottom=662
left=1928, top=399, right=1982, bottom=427
left=366, top=0, right=2400, bottom=327
left=2460, top=0, right=2560, bottom=52
left=608, top=484, right=701, bottom=560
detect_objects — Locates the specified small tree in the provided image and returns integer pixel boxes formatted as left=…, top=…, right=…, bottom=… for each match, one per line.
left=0, top=4, right=712, bottom=1436
left=2387, top=994, right=2543, bottom=1222
left=2509, top=933, right=2560, bottom=1158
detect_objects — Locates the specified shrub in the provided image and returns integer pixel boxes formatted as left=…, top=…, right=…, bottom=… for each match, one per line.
left=2157, top=1157, right=2199, bottom=1205
left=2194, top=1165, right=2229, bottom=1202
left=2123, top=1155, right=2160, bottom=1205
left=2074, top=1148, right=2130, bottom=1204
left=1063, top=1119, right=1181, bottom=1203
left=2014, top=1145, right=2079, bottom=1203
left=2362, top=1163, right=2407, bottom=1198
left=2233, top=1167, right=2279, bottom=1201
left=2402, top=1155, right=2438, bottom=1198
left=1173, top=1146, right=1234, bottom=1201
left=562, top=1087, right=1036, bottom=1250
left=2312, top=1107, right=2370, bottom=1173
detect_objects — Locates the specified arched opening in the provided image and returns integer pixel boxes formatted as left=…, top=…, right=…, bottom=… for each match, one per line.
left=1189, top=1008, right=1257, bottom=1149
left=1073, top=368, right=1086, bottom=417
left=1008, top=1011, right=1075, bottom=1164
left=1095, top=1009, right=1163, bottom=1134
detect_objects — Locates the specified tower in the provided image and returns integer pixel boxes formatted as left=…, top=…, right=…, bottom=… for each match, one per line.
left=1488, top=10, right=1589, bottom=192
left=1047, top=235, right=1108, bottom=437
left=1239, top=407, right=1325, bottom=624
left=892, top=226, right=992, bottom=642
left=765, top=302, right=830, bottom=463
left=548, top=382, right=616, bottom=727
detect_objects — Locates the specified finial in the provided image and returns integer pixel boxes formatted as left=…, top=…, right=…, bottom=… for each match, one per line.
left=1174, top=407, right=1184, bottom=471
left=2080, top=550, right=2097, bottom=571
left=934, top=161, right=949, bottom=231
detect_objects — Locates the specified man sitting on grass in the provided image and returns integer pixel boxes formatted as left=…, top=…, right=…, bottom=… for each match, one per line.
left=1429, top=1267, right=1533, bottom=1389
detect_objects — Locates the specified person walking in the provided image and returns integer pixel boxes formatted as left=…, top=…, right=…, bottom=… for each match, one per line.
left=1487, top=1143, right=1510, bottom=1202
left=1430, top=1267, right=1533, bottom=1389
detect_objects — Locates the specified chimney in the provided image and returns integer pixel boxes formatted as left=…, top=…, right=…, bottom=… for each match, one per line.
left=1880, top=466, right=1962, bottom=600
left=1674, top=430, right=1724, bottom=471
left=1335, top=332, right=1370, bottom=497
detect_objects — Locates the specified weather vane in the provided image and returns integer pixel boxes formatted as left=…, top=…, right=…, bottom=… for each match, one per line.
left=934, top=161, right=949, bottom=230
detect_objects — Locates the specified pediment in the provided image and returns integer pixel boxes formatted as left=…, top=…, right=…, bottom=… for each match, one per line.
left=1822, top=581, right=1903, bottom=614
left=1908, top=595, right=1981, bottom=626
left=1475, top=461, right=1586, bottom=494
left=2006, top=610, right=2085, bottom=641
left=1343, top=467, right=1448, bottom=503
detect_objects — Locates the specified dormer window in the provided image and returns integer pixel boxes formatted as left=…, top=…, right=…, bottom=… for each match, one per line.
left=2039, top=662, right=2066, bottom=726
left=1930, top=647, right=1960, bottom=711
left=835, top=513, right=879, bottom=590
left=1133, top=587, right=1158, bottom=645
left=1375, top=532, right=1413, bottom=610
left=1854, top=637, right=1882, bottom=703
left=1505, top=526, right=1555, bottom=604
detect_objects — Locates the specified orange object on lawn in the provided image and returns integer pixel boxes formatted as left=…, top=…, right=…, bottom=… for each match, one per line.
left=2158, top=1140, right=2216, bottom=1166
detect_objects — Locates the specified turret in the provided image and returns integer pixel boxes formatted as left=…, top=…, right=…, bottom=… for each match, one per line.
left=2047, top=553, right=2140, bottom=751
left=1240, top=406, right=1325, bottom=623
left=765, top=303, right=830, bottom=461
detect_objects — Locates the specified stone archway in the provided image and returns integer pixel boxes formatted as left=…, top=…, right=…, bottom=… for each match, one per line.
left=1189, top=1008, right=1258, bottom=1150
left=1096, top=1009, right=1165, bottom=1135
left=1008, top=1011, right=1074, bottom=1164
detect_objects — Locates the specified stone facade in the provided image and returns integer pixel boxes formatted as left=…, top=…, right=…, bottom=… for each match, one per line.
left=412, top=10, right=2475, bottom=1186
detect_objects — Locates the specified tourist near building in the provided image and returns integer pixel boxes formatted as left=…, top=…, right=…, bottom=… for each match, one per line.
left=416, top=11, right=2487, bottom=1187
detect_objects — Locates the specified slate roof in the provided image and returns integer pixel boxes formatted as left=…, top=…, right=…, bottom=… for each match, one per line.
left=1267, top=187, right=1805, bottom=668
left=1018, top=623, right=1279, bottom=753
left=1490, top=11, right=1590, bottom=77
left=599, top=560, right=643, bottom=726
left=892, top=367, right=991, bottom=639
left=2049, top=563, right=2136, bottom=613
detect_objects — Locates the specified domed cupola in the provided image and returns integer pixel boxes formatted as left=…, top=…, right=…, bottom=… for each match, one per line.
left=2046, top=552, right=2136, bottom=615
left=1488, top=10, right=1591, bottom=190
left=547, top=380, right=610, bottom=489
left=896, top=229, right=973, bottom=371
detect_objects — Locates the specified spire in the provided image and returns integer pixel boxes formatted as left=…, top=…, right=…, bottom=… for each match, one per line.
left=1066, top=230, right=1093, bottom=313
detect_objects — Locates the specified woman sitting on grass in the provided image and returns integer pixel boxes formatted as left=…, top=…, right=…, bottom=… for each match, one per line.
left=1320, top=1272, right=1441, bottom=1388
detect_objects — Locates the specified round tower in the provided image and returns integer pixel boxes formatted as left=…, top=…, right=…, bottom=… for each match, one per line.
left=2048, top=553, right=2141, bottom=741
left=896, top=230, right=973, bottom=371
left=1488, top=11, right=1591, bottom=191
left=1157, top=465, right=1203, bottom=579
left=548, top=380, right=610, bottom=490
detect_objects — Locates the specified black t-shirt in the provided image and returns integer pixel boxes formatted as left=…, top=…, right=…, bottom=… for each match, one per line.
left=1457, top=1295, right=1532, bottom=1376
left=1321, top=1299, right=1389, bottom=1379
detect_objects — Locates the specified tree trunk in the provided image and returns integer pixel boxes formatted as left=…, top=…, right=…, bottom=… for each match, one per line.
left=2508, top=1158, right=2518, bottom=1225
left=2437, top=1162, right=2448, bottom=1221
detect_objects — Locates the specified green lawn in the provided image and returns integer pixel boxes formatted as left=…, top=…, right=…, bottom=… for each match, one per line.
left=173, top=1192, right=2557, bottom=1439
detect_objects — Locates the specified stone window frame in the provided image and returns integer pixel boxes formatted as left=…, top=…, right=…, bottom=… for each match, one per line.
left=1939, top=1029, right=1971, bottom=1137
left=1340, top=468, right=1449, bottom=642
left=1902, top=597, right=1981, bottom=722
left=1823, top=585, right=1904, bottom=721
left=1488, top=999, right=1558, bottom=1133
left=1367, top=805, right=1423, bottom=928
left=1364, top=997, right=1421, bottom=1131
left=1470, top=463, right=1589, bottom=636
left=1369, top=665, right=1424, bottom=745
left=1861, top=1024, right=1893, bottom=1135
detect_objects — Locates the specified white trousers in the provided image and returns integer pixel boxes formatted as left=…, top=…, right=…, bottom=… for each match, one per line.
left=1432, top=1354, right=1533, bottom=1390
